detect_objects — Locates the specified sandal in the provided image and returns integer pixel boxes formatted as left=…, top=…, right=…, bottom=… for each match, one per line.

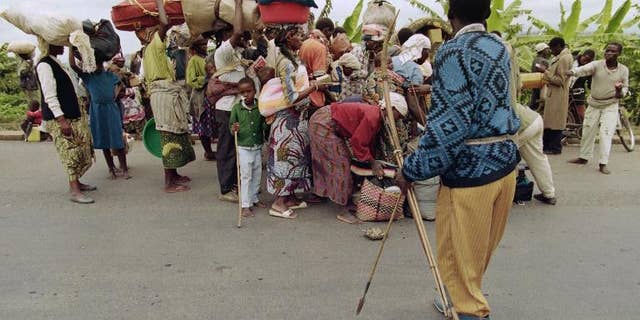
left=288, top=201, right=308, bottom=210
left=337, top=213, right=362, bottom=224
left=165, top=185, right=191, bottom=193
left=269, top=208, right=297, bottom=219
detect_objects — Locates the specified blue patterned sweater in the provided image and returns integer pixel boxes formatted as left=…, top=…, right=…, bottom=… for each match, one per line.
left=403, top=30, right=520, bottom=188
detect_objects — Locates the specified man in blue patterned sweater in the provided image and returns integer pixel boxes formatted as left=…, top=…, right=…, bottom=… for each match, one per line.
left=396, top=0, right=520, bottom=319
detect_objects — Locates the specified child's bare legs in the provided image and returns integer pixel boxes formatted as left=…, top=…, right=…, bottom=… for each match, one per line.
left=102, top=149, right=117, bottom=179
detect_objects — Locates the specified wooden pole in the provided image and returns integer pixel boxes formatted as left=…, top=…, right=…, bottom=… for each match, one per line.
left=376, top=13, right=459, bottom=320
left=234, top=131, right=243, bottom=228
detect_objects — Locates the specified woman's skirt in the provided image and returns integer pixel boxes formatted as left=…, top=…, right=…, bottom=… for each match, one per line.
left=267, top=108, right=311, bottom=196
left=309, top=106, right=353, bottom=206
left=192, top=99, right=216, bottom=139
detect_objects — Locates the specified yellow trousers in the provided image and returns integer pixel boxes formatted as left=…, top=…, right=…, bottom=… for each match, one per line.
left=436, top=171, right=516, bottom=317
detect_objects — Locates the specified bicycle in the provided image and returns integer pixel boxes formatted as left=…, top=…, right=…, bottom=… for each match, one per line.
left=559, top=89, right=635, bottom=152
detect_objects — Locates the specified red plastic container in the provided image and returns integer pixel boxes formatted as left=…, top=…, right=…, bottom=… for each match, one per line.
left=111, top=0, right=185, bottom=31
left=259, top=2, right=310, bottom=24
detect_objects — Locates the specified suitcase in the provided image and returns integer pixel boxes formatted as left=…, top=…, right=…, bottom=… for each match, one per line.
left=111, top=0, right=184, bottom=31
left=258, top=2, right=310, bottom=24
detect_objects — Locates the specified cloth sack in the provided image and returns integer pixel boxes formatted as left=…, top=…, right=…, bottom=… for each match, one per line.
left=356, top=179, right=405, bottom=222
left=259, top=2, right=310, bottom=24
left=258, top=65, right=309, bottom=117
left=83, top=19, right=121, bottom=63
left=7, top=41, right=35, bottom=55
left=1, top=7, right=96, bottom=73
left=362, top=0, right=397, bottom=29
left=182, top=0, right=260, bottom=37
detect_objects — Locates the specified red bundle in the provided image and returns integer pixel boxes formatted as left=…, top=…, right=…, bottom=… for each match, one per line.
left=259, top=2, right=310, bottom=24
left=111, top=0, right=185, bottom=31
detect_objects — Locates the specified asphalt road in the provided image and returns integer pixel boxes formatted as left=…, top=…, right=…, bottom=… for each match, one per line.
left=1, top=141, right=639, bottom=320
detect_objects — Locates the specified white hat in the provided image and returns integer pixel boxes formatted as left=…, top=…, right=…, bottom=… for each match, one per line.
left=535, top=43, right=549, bottom=53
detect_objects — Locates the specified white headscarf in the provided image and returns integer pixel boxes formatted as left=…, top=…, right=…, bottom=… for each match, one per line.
left=380, top=92, right=408, bottom=117
left=335, top=53, right=362, bottom=70
left=397, top=34, right=431, bottom=65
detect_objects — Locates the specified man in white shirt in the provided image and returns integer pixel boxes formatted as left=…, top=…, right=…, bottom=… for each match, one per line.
left=213, top=0, right=246, bottom=202
left=36, top=44, right=95, bottom=204
left=568, top=43, right=629, bottom=174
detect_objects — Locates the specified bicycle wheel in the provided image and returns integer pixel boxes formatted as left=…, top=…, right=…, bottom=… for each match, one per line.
left=617, top=107, right=635, bottom=152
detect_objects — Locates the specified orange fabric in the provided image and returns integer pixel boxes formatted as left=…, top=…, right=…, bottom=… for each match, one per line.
left=299, top=38, right=328, bottom=107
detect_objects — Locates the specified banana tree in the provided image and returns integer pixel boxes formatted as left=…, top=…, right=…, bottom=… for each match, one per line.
left=342, top=0, right=364, bottom=42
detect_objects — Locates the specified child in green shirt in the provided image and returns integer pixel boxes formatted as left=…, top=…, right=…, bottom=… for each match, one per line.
left=230, top=78, right=268, bottom=217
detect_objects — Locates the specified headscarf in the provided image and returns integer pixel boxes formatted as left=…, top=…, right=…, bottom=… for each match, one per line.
left=331, top=34, right=352, bottom=57
left=362, top=24, right=388, bottom=42
left=397, top=34, right=431, bottom=65
left=309, top=29, right=329, bottom=46
left=380, top=92, right=408, bottom=117
left=335, top=53, right=362, bottom=70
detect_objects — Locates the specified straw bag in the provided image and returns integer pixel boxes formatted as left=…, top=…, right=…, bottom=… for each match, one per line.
left=356, top=179, right=404, bottom=222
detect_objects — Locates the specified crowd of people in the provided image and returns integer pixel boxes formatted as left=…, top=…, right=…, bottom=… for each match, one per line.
left=9, top=0, right=631, bottom=318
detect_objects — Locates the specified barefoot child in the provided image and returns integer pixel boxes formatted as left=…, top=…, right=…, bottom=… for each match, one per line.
left=230, top=78, right=268, bottom=217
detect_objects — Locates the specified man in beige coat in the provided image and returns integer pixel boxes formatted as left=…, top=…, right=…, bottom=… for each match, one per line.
left=542, top=37, right=573, bottom=154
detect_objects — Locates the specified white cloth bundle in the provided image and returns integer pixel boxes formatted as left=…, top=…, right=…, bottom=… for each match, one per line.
left=1, top=6, right=96, bottom=72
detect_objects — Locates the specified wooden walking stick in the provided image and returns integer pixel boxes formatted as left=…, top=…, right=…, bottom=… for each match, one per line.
left=234, top=131, right=243, bottom=228
left=356, top=195, right=403, bottom=315
left=355, top=13, right=459, bottom=320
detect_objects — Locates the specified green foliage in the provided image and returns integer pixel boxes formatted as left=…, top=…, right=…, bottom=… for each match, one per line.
left=342, top=0, right=364, bottom=42
left=0, top=93, right=28, bottom=125
left=0, top=45, right=28, bottom=127
left=0, top=44, right=23, bottom=95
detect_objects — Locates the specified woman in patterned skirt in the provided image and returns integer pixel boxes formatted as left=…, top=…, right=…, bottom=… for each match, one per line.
left=267, top=25, right=328, bottom=219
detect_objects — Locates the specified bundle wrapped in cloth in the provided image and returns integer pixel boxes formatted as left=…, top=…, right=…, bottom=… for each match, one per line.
left=7, top=41, right=36, bottom=55
left=362, top=0, right=396, bottom=29
left=258, top=65, right=310, bottom=117
left=258, top=0, right=311, bottom=24
left=182, top=0, right=260, bottom=38
left=0, top=6, right=96, bottom=73
left=111, top=0, right=185, bottom=31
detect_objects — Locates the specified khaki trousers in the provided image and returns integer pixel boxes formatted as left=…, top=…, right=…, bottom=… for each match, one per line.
left=436, top=170, right=516, bottom=317
left=515, top=116, right=556, bottom=198
left=579, top=103, right=618, bottom=165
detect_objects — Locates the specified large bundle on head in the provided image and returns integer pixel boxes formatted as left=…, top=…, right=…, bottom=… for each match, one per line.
left=362, top=0, right=396, bottom=30
left=258, top=0, right=315, bottom=24
left=0, top=6, right=96, bottom=72
left=182, top=0, right=260, bottom=38
left=83, top=19, right=121, bottom=63
left=111, top=0, right=185, bottom=31
left=7, top=41, right=36, bottom=56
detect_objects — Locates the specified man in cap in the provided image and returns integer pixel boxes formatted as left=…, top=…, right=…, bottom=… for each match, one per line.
left=530, top=42, right=550, bottom=109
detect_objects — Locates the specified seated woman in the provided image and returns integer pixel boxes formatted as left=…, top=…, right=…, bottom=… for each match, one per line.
left=308, top=97, right=408, bottom=224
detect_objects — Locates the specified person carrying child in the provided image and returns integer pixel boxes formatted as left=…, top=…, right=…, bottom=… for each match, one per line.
left=230, top=78, right=268, bottom=217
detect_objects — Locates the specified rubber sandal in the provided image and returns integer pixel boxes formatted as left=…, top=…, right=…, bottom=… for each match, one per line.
left=79, top=184, right=97, bottom=191
left=70, top=194, right=95, bottom=204
left=269, top=208, right=297, bottom=219
left=336, top=214, right=362, bottom=224
left=165, top=185, right=191, bottom=193
left=288, top=201, right=308, bottom=210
